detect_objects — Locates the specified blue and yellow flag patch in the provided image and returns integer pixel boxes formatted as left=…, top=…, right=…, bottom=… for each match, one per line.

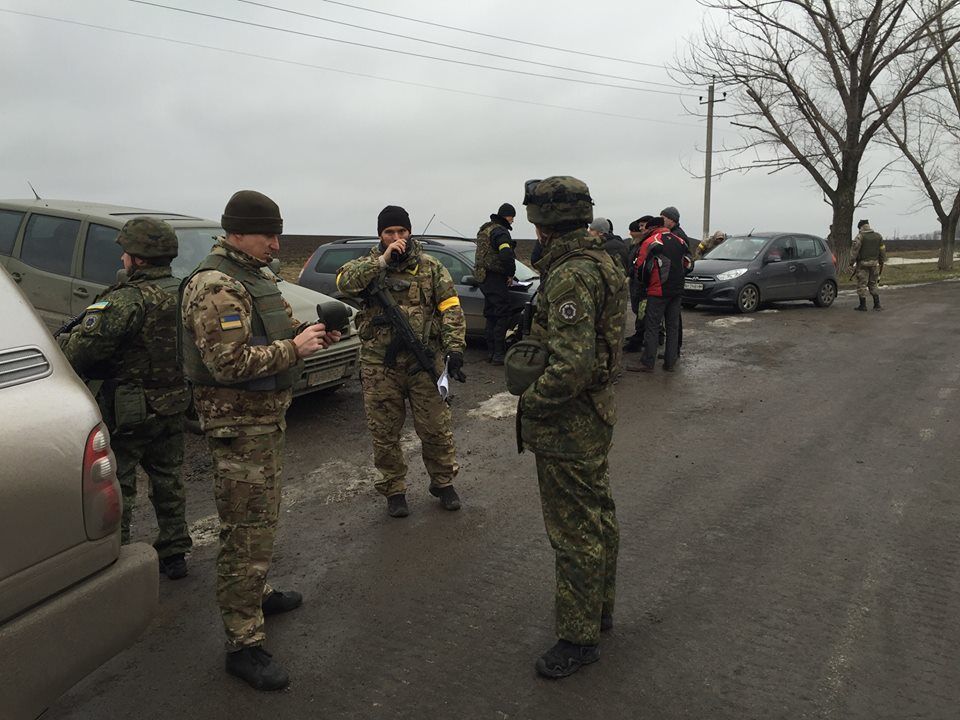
left=219, top=314, right=243, bottom=330
left=85, top=300, right=111, bottom=312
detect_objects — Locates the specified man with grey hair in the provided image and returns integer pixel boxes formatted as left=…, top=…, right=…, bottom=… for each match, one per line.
left=589, top=217, right=630, bottom=274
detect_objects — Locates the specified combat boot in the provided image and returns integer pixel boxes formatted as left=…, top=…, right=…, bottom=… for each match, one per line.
left=622, top=334, right=642, bottom=353
left=872, top=295, right=882, bottom=311
left=855, top=297, right=867, bottom=311
left=387, top=493, right=409, bottom=518
left=535, top=640, right=600, bottom=679
left=484, top=319, right=496, bottom=362
left=262, top=590, right=303, bottom=616
left=158, top=553, right=188, bottom=580
left=429, top=484, right=461, bottom=511
left=225, top=646, right=289, bottom=691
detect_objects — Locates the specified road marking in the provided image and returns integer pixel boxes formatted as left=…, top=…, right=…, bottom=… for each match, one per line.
left=919, top=428, right=935, bottom=441
left=467, top=392, right=516, bottom=420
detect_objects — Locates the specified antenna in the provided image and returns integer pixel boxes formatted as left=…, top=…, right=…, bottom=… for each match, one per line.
left=417, top=213, right=436, bottom=240
left=27, top=181, right=41, bottom=200
left=438, top=220, right=466, bottom=237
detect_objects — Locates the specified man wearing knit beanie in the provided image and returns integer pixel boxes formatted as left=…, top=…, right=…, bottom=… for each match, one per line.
left=181, top=189, right=341, bottom=690
left=337, top=205, right=467, bottom=519
left=474, top=202, right=518, bottom=364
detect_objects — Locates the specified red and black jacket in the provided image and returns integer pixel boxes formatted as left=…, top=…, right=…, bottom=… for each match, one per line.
left=634, top=228, right=692, bottom=298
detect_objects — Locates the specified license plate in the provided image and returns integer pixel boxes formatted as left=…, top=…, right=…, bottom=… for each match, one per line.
left=684, top=282, right=704, bottom=291
left=306, top=366, right=345, bottom=387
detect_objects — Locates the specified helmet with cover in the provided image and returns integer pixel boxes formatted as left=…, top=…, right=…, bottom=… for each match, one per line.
left=523, top=176, right=594, bottom=226
left=116, top=217, right=178, bottom=260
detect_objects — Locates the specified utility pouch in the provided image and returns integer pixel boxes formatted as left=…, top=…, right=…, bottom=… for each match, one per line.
left=504, top=339, right=548, bottom=396
left=114, top=384, right=148, bottom=432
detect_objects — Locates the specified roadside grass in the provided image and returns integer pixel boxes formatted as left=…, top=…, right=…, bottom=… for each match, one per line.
left=837, top=261, right=960, bottom=290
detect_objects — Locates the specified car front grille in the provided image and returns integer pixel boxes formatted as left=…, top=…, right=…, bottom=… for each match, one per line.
left=0, top=346, right=52, bottom=389
left=685, top=274, right=715, bottom=282
left=303, top=343, right=359, bottom=373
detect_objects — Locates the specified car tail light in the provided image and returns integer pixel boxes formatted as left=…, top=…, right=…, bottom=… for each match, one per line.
left=82, top=423, right=121, bottom=540
left=831, top=252, right=838, bottom=268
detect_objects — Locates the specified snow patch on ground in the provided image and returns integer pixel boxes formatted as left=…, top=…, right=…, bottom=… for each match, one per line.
left=708, top=317, right=755, bottom=328
left=467, top=392, right=517, bottom=420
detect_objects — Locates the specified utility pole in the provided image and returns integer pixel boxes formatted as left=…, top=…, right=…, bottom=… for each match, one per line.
left=700, top=82, right=725, bottom=240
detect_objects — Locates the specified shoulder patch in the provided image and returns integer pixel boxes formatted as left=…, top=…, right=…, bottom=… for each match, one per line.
left=556, top=299, right=583, bottom=324
left=82, top=313, right=102, bottom=332
left=220, top=314, right=243, bottom=330
left=85, top=300, right=111, bottom=312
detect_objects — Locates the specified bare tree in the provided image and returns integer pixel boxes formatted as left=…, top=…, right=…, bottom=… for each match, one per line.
left=878, top=8, right=960, bottom=270
left=677, top=0, right=960, bottom=267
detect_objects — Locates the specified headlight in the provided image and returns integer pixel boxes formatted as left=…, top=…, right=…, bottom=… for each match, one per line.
left=716, top=267, right=748, bottom=281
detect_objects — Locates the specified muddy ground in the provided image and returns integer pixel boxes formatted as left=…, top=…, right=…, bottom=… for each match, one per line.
left=48, top=282, right=960, bottom=720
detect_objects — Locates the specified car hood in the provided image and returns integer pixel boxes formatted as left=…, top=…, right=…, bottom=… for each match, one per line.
left=691, top=258, right=753, bottom=276
left=274, top=278, right=357, bottom=329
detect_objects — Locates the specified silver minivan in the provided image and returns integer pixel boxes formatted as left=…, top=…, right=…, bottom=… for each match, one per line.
left=0, top=265, right=158, bottom=718
left=0, top=199, right=361, bottom=394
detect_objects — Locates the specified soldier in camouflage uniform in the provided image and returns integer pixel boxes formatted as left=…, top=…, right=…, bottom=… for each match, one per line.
left=180, top=190, right=341, bottom=691
left=509, top=177, right=626, bottom=678
left=694, top=230, right=727, bottom=260
left=474, top=202, right=517, bottom=365
left=850, top=219, right=887, bottom=311
left=337, top=205, right=467, bottom=519
left=61, top=217, right=192, bottom=580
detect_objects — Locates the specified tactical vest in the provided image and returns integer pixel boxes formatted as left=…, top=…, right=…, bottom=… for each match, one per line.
left=181, top=253, right=303, bottom=391
left=355, top=262, right=438, bottom=352
left=857, top=231, right=883, bottom=263
left=474, top=221, right=511, bottom=283
left=120, top=274, right=190, bottom=415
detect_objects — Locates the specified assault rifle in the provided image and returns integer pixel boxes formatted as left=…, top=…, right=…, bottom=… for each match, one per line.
left=54, top=311, right=86, bottom=338
left=371, top=280, right=442, bottom=387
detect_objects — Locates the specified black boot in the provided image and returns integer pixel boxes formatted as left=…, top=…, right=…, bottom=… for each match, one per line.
left=387, top=494, right=409, bottom=518
left=855, top=297, right=867, bottom=311
left=262, top=590, right=303, bottom=616
left=872, top=295, right=882, bottom=311
left=484, top=318, right=496, bottom=362
left=535, top=640, right=600, bottom=679
left=491, top=316, right=509, bottom=365
left=158, top=553, right=188, bottom=580
left=225, top=646, right=289, bottom=691
left=622, top=334, right=642, bottom=353
left=429, top=484, right=461, bottom=511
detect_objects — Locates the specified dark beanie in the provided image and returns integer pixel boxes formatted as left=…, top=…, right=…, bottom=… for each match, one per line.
left=498, top=203, right=516, bottom=218
left=857, top=219, right=869, bottom=229
left=628, top=219, right=641, bottom=233
left=221, top=190, right=283, bottom=235
left=377, top=205, right=412, bottom=235
left=660, top=206, right=680, bottom=223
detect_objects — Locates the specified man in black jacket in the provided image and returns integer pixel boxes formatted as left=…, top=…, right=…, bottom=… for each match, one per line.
left=474, top=203, right=517, bottom=365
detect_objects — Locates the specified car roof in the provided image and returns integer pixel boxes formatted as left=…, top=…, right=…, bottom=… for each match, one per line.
left=0, top=198, right=213, bottom=226
left=330, top=235, right=476, bottom=252
left=731, top=231, right=825, bottom=240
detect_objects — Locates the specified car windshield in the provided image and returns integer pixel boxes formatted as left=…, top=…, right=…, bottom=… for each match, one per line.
left=171, top=227, right=222, bottom=278
left=707, top=235, right=769, bottom=261
left=461, top=249, right=537, bottom=281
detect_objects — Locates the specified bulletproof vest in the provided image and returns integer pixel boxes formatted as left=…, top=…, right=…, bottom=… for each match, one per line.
left=181, top=252, right=302, bottom=391
left=113, top=273, right=189, bottom=416
left=857, top=231, right=883, bottom=262
left=474, top=221, right=511, bottom=283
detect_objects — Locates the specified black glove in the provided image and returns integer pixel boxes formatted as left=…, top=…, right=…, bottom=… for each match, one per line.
left=446, top=351, right=466, bottom=383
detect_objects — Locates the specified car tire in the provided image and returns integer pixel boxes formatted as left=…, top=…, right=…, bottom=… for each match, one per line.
left=735, top=284, right=760, bottom=313
left=814, top=279, right=837, bottom=307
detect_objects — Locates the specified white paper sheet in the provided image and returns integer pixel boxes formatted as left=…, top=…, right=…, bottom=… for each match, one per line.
left=437, top=358, right=451, bottom=400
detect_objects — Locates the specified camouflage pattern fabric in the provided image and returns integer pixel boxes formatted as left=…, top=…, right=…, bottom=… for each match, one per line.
left=694, top=231, right=726, bottom=260
left=61, top=264, right=191, bottom=557
left=521, top=226, right=625, bottom=646
left=180, top=240, right=301, bottom=435
left=855, top=265, right=881, bottom=299
left=474, top=219, right=514, bottom=283
left=536, top=451, right=618, bottom=645
left=360, top=359, right=458, bottom=496
left=850, top=225, right=886, bottom=299
left=208, top=427, right=284, bottom=650
left=335, top=240, right=466, bottom=367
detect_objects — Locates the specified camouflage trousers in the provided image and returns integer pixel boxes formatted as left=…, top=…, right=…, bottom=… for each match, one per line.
left=535, top=451, right=619, bottom=646
left=112, top=412, right=192, bottom=560
left=360, top=361, right=458, bottom=497
left=855, top=264, right=881, bottom=298
left=208, top=427, right=284, bottom=651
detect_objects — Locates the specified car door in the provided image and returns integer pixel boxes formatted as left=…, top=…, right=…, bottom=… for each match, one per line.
left=0, top=208, right=26, bottom=274
left=72, top=223, right=122, bottom=314
left=793, top=235, right=830, bottom=297
left=7, top=213, right=81, bottom=331
left=425, top=249, right=483, bottom=334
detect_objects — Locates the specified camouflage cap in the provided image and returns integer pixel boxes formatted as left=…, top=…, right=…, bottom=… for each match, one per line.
left=523, top=176, right=594, bottom=226
left=117, top=217, right=178, bottom=260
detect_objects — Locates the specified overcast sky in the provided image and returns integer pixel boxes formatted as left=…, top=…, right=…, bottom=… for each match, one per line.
left=0, top=0, right=942, bottom=241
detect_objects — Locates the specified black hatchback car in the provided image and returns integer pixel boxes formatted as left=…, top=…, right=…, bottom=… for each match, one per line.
left=297, top=236, right=540, bottom=337
left=682, top=232, right=838, bottom=313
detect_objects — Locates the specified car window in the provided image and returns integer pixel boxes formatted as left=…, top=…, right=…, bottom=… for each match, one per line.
left=313, top=246, right=372, bottom=274
left=460, top=248, right=537, bottom=280
left=764, top=236, right=796, bottom=261
left=0, top=209, right=25, bottom=255
left=428, top=250, right=471, bottom=282
left=795, top=237, right=819, bottom=259
left=171, top=227, right=222, bottom=278
left=82, top=224, right=123, bottom=284
left=20, top=214, right=80, bottom=275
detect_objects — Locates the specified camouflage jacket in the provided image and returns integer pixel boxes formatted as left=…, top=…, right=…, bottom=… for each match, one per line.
left=180, top=239, right=301, bottom=435
left=850, top=226, right=887, bottom=267
left=61, top=265, right=189, bottom=428
left=521, top=228, right=627, bottom=458
left=474, top=217, right=516, bottom=283
left=336, top=240, right=466, bottom=366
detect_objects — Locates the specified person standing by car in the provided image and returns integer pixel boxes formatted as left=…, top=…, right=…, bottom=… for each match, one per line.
left=509, top=176, right=625, bottom=678
left=850, top=219, right=887, bottom=311
left=180, top=190, right=340, bottom=691
left=336, top=205, right=467, bottom=519
left=474, top=202, right=517, bottom=365
left=694, top=231, right=727, bottom=260
left=61, top=217, right=193, bottom=581
left=623, top=216, right=655, bottom=352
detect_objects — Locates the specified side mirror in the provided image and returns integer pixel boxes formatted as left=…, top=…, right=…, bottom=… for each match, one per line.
left=764, top=254, right=782, bottom=264
left=462, top=275, right=479, bottom=287
left=268, top=258, right=283, bottom=277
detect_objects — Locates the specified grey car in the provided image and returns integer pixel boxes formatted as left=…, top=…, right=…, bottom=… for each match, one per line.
left=296, top=236, right=540, bottom=336
left=0, top=266, right=157, bottom=718
left=682, top=232, right=838, bottom=313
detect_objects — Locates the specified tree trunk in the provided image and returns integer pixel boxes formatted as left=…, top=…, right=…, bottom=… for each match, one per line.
left=939, top=212, right=958, bottom=270
left=831, top=191, right=857, bottom=271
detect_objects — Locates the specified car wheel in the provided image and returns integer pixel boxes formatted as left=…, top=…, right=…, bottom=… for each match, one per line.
left=814, top=279, right=837, bottom=307
left=736, top=284, right=760, bottom=313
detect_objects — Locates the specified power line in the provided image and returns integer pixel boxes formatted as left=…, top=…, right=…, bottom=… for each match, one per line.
left=0, top=8, right=703, bottom=128
left=231, top=0, right=689, bottom=92
left=127, top=0, right=697, bottom=98
left=310, top=0, right=673, bottom=71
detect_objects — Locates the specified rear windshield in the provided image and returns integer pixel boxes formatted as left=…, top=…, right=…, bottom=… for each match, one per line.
left=707, top=235, right=769, bottom=261
left=314, top=246, right=371, bottom=274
